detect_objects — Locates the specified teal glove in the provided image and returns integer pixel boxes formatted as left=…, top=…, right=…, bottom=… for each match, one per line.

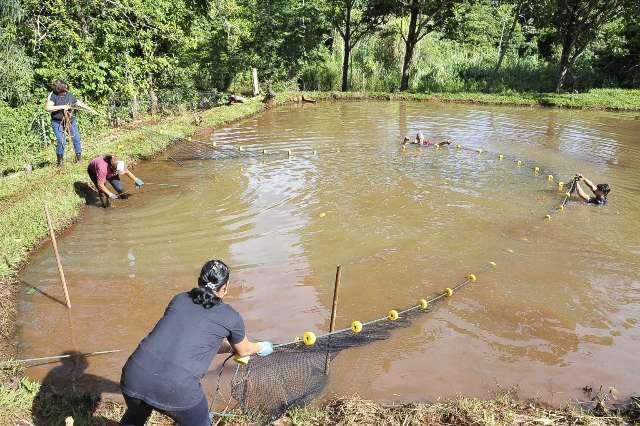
left=257, top=341, right=273, bottom=356
left=134, top=178, right=144, bottom=188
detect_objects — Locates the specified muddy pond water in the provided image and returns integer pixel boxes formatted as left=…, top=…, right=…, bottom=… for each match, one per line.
left=17, top=101, right=640, bottom=407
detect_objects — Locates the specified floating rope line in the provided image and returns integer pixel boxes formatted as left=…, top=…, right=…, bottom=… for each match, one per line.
left=202, top=139, right=586, bottom=418
left=0, top=349, right=121, bottom=368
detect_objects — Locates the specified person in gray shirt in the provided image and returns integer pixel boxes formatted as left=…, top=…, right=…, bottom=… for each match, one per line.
left=119, top=259, right=273, bottom=426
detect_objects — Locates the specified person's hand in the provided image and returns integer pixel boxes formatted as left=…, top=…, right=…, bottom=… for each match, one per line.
left=109, top=193, right=118, bottom=200
left=61, top=104, right=71, bottom=111
left=257, top=341, right=273, bottom=356
left=134, top=178, right=144, bottom=188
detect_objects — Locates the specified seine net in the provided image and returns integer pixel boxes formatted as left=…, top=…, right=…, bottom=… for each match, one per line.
left=167, top=139, right=289, bottom=162
left=227, top=295, right=448, bottom=416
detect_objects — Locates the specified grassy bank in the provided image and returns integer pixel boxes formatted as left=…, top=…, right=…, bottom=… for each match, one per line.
left=2, top=385, right=638, bottom=425
left=305, top=88, right=640, bottom=111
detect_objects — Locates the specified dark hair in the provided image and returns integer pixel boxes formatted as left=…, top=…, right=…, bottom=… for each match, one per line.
left=596, top=183, right=610, bottom=196
left=52, top=79, right=69, bottom=96
left=188, top=259, right=230, bottom=309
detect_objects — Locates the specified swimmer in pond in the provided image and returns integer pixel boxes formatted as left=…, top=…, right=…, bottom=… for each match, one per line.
left=119, top=259, right=273, bottom=426
left=87, top=155, right=144, bottom=207
left=402, top=132, right=452, bottom=147
left=571, top=174, right=610, bottom=205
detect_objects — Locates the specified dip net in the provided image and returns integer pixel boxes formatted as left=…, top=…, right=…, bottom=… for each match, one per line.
left=220, top=272, right=483, bottom=417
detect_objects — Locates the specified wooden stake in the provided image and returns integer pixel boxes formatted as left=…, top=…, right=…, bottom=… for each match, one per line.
left=44, top=204, right=72, bottom=309
left=252, top=68, right=260, bottom=97
left=324, top=264, right=342, bottom=374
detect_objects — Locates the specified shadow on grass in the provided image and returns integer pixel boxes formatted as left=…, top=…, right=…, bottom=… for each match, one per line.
left=31, top=351, right=121, bottom=425
left=73, top=182, right=105, bottom=207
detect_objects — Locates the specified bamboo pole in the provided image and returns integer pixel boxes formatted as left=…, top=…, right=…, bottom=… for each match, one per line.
left=324, top=265, right=342, bottom=374
left=44, top=204, right=72, bottom=309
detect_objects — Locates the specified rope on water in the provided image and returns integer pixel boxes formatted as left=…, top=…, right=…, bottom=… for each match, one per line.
left=0, top=349, right=122, bottom=368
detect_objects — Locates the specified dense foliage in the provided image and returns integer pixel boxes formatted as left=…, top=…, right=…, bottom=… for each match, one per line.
left=0, top=0, right=639, bottom=163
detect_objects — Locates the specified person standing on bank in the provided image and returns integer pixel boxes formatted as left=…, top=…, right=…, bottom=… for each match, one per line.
left=119, top=260, right=273, bottom=426
left=87, top=155, right=144, bottom=207
left=44, top=79, right=98, bottom=166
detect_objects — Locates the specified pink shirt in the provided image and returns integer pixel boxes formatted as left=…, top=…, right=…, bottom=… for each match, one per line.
left=89, top=156, right=126, bottom=182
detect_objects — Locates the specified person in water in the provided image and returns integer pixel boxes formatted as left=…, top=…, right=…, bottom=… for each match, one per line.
left=87, top=155, right=144, bottom=207
left=402, top=132, right=452, bottom=147
left=119, top=259, right=273, bottom=426
left=572, top=174, right=610, bottom=205
left=44, top=79, right=98, bottom=166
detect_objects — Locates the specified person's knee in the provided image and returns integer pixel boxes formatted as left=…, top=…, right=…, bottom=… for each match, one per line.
left=110, top=179, right=124, bottom=194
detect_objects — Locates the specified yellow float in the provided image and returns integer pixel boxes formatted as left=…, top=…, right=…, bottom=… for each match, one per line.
left=387, top=310, right=399, bottom=321
left=545, top=214, right=551, bottom=220
left=548, top=175, right=554, bottom=181
left=351, top=321, right=363, bottom=333
left=498, top=154, right=504, bottom=160
left=467, top=273, right=477, bottom=281
left=418, top=299, right=429, bottom=309
left=488, top=261, right=497, bottom=267
left=303, top=331, right=316, bottom=345
left=444, top=288, right=454, bottom=297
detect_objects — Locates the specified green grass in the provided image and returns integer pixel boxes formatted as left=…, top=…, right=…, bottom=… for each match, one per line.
left=301, top=89, right=640, bottom=111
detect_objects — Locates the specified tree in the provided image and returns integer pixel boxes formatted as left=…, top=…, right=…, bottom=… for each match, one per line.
left=534, top=0, right=633, bottom=92
left=488, top=0, right=525, bottom=90
left=323, top=0, right=394, bottom=91
left=396, top=0, right=459, bottom=91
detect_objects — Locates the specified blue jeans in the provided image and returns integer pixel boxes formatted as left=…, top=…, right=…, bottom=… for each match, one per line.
left=52, top=119, right=82, bottom=156
left=120, top=394, right=211, bottom=426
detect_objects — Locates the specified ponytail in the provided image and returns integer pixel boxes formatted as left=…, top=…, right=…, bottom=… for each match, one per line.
left=188, top=287, right=220, bottom=309
left=189, top=259, right=230, bottom=309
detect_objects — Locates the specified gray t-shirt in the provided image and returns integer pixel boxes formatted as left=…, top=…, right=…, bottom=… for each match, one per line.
left=120, top=293, right=246, bottom=410
left=48, top=91, right=77, bottom=122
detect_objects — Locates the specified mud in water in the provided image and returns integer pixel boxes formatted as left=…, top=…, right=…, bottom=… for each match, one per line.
left=17, top=101, right=640, bottom=407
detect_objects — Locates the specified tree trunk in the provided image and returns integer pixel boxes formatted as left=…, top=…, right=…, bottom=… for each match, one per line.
left=341, top=4, right=352, bottom=92
left=488, top=0, right=522, bottom=90
left=400, top=2, right=420, bottom=91
left=556, top=32, right=575, bottom=92
left=341, top=40, right=351, bottom=91
left=148, top=74, right=158, bottom=115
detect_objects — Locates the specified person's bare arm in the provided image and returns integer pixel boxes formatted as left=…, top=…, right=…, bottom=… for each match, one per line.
left=581, top=176, right=598, bottom=192
left=230, top=337, right=266, bottom=357
left=75, top=99, right=98, bottom=115
left=124, top=170, right=138, bottom=182
left=574, top=181, right=591, bottom=202
left=96, top=180, right=117, bottom=199
left=44, top=98, right=70, bottom=113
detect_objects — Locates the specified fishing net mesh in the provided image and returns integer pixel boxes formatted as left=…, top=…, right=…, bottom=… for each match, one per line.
left=228, top=300, right=444, bottom=416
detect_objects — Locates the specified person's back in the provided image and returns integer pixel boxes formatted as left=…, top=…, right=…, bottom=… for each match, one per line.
left=121, top=293, right=244, bottom=410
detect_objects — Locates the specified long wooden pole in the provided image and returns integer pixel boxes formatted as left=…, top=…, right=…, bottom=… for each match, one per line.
left=324, top=264, right=342, bottom=374
left=44, top=204, right=72, bottom=309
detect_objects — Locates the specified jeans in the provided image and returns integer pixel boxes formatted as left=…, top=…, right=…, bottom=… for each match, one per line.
left=52, top=119, right=82, bottom=156
left=119, top=394, right=210, bottom=426
left=87, top=166, right=124, bottom=194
